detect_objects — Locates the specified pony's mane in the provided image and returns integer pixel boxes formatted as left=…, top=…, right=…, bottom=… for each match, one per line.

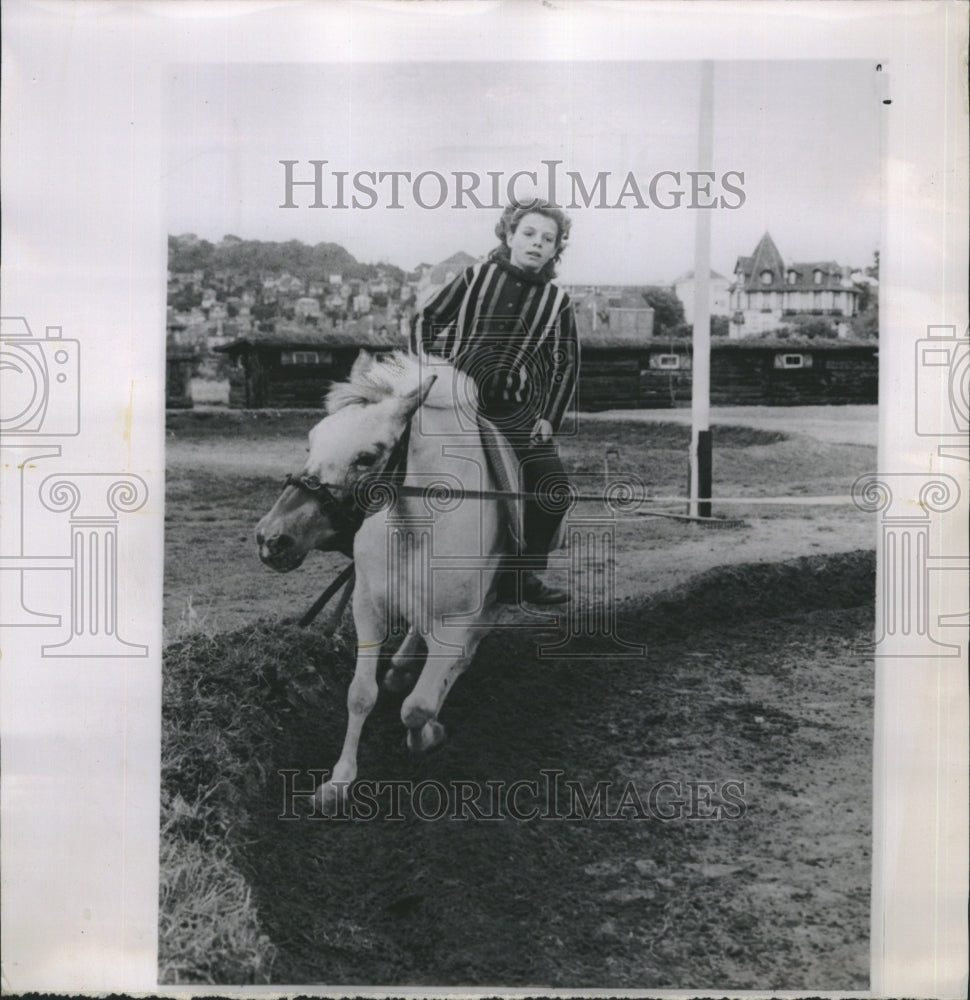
left=325, top=351, right=473, bottom=414
left=325, top=351, right=419, bottom=413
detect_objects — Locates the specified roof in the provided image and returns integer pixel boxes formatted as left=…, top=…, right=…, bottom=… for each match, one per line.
left=579, top=334, right=876, bottom=351
left=714, top=336, right=877, bottom=351
left=733, top=233, right=853, bottom=293
left=608, top=291, right=650, bottom=310
left=741, top=232, right=785, bottom=287
left=580, top=331, right=663, bottom=350
left=214, top=322, right=406, bottom=353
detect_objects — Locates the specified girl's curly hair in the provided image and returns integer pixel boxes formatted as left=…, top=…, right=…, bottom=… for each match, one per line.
left=488, top=200, right=573, bottom=279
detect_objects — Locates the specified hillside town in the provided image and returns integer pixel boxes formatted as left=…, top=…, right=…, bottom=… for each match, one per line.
left=166, top=232, right=879, bottom=410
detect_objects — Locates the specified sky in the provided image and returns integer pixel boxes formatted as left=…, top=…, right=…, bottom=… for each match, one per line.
left=166, top=60, right=883, bottom=285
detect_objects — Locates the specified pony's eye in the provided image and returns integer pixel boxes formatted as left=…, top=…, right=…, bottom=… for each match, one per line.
left=354, top=453, right=377, bottom=468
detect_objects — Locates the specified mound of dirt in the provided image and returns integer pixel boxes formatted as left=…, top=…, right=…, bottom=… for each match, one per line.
left=161, top=551, right=874, bottom=988
left=616, top=549, right=875, bottom=644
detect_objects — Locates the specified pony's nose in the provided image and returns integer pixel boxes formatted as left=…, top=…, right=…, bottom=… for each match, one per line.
left=258, top=531, right=295, bottom=557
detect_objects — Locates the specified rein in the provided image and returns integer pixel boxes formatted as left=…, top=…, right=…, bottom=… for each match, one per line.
left=287, top=470, right=731, bottom=527
left=286, top=416, right=733, bottom=628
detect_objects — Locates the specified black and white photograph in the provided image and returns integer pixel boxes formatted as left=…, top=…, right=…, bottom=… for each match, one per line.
left=2, top=2, right=967, bottom=996
left=160, top=57, right=882, bottom=988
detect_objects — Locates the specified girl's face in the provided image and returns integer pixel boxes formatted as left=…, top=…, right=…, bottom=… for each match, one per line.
left=507, top=212, right=560, bottom=272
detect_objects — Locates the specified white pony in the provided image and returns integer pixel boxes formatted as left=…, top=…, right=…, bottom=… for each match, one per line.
left=256, top=351, right=514, bottom=812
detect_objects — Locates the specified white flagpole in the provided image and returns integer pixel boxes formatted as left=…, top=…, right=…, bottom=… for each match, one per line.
left=689, top=61, right=714, bottom=519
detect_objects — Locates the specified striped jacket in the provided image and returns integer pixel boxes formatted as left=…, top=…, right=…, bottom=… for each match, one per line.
left=410, top=257, right=579, bottom=430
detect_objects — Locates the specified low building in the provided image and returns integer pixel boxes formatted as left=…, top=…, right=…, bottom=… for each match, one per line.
left=215, top=323, right=403, bottom=408
left=571, top=287, right=655, bottom=339
left=575, top=334, right=877, bottom=410
left=166, top=345, right=197, bottom=409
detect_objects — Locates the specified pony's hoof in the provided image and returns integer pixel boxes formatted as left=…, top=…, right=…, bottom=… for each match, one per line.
left=314, top=779, right=349, bottom=816
left=382, top=666, right=416, bottom=694
left=407, top=719, right=446, bottom=754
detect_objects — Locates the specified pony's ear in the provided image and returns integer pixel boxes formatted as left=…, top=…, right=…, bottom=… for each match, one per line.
left=398, top=374, right=437, bottom=419
left=349, top=350, right=373, bottom=380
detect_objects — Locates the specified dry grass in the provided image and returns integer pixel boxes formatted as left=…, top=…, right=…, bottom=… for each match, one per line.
left=159, top=623, right=357, bottom=983
left=159, top=819, right=277, bottom=984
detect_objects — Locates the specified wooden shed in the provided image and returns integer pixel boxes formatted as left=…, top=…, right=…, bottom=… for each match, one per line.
left=578, top=326, right=690, bottom=411
left=215, top=322, right=406, bottom=408
left=576, top=335, right=877, bottom=410
left=166, top=347, right=198, bottom=409
left=707, top=339, right=878, bottom=406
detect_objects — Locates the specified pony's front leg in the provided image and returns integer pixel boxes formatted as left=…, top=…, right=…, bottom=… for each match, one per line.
left=382, top=627, right=425, bottom=693
left=401, top=628, right=483, bottom=754
left=315, top=587, right=385, bottom=816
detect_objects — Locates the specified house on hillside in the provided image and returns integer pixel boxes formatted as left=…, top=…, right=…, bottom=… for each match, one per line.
left=415, top=251, right=479, bottom=308
left=294, top=297, right=322, bottom=322
left=672, top=269, right=731, bottom=324
left=729, top=232, right=860, bottom=338
left=215, top=323, right=403, bottom=408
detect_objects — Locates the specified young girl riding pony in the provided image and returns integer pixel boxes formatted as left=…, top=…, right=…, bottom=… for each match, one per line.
left=411, top=200, right=579, bottom=605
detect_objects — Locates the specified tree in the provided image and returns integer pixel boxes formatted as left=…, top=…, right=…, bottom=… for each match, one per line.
left=866, top=250, right=879, bottom=280
left=640, top=287, right=685, bottom=334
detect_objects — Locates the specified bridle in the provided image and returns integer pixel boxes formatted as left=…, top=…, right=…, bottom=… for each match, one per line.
left=281, top=416, right=415, bottom=555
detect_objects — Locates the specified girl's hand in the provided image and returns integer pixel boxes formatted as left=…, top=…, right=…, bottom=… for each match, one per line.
left=530, top=418, right=553, bottom=444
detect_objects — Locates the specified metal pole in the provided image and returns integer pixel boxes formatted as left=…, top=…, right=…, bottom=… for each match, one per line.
left=689, top=61, right=714, bottom=519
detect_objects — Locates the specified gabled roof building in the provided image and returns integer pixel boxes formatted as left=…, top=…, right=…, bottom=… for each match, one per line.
left=729, top=232, right=861, bottom=338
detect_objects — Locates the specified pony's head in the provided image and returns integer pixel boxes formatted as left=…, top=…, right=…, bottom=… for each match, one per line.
left=256, top=351, right=436, bottom=571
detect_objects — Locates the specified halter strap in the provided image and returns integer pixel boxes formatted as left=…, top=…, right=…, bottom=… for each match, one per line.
left=283, top=414, right=415, bottom=554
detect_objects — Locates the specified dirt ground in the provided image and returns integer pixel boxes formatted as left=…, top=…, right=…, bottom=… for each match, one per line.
left=161, top=405, right=877, bottom=987
left=163, top=406, right=876, bottom=637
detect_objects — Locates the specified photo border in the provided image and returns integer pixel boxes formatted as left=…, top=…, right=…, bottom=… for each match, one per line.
left=2, top=1, right=967, bottom=996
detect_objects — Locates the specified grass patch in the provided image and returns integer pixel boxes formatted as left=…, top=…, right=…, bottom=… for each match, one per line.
left=159, top=624, right=357, bottom=983
left=159, top=829, right=277, bottom=984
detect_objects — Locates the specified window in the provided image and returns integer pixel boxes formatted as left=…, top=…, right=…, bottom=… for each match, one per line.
left=787, top=270, right=797, bottom=285
left=813, top=269, right=823, bottom=284
left=761, top=270, right=773, bottom=285
left=774, top=353, right=813, bottom=370
left=650, top=354, right=682, bottom=370
left=281, top=350, right=331, bottom=365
